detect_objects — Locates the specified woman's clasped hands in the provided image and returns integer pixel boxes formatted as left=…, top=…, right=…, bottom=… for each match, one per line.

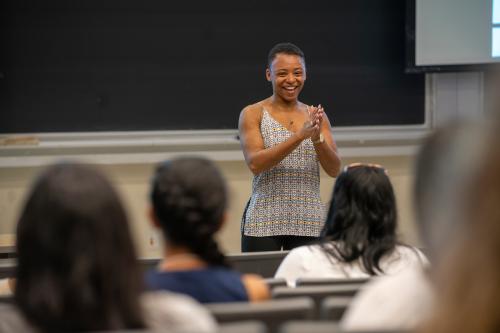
left=298, top=104, right=324, bottom=141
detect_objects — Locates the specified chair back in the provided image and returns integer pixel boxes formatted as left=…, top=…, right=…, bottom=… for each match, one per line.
left=0, top=259, right=16, bottom=279
left=279, top=321, right=341, bottom=333
left=295, top=277, right=370, bottom=287
left=319, top=296, right=352, bottom=321
left=0, top=295, right=14, bottom=304
left=280, top=321, right=412, bottom=333
left=272, top=285, right=362, bottom=318
left=138, top=258, right=160, bottom=275
left=227, top=251, right=289, bottom=278
left=206, top=297, right=314, bottom=333
left=263, top=278, right=287, bottom=290
left=218, top=320, right=267, bottom=333
left=139, top=251, right=289, bottom=278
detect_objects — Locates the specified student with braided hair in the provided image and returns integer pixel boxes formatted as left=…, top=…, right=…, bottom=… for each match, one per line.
left=145, top=157, right=270, bottom=303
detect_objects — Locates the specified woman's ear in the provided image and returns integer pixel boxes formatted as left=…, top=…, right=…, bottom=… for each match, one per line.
left=266, top=68, right=272, bottom=82
left=148, top=206, right=161, bottom=229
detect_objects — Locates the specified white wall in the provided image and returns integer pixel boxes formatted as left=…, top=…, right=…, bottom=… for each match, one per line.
left=0, top=156, right=419, bottom=258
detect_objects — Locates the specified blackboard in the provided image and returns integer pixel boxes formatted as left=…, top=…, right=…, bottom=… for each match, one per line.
left=0, top=0, right=425, bottom=133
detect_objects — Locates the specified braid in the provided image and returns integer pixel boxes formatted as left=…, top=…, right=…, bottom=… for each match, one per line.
left=190, top=234, right=229, bottom=268
left=151, top=157, right=230, bottom=268
left=172, top=195, right=229, bottom=267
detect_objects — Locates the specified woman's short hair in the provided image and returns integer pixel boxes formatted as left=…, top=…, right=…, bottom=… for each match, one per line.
left=150, top=157, right=229, bottom=267
left=15, top=162, right=144, bottom=331
left=267, top=42, right=305, bottom=68
left=320, top=164, right=398, bottom=275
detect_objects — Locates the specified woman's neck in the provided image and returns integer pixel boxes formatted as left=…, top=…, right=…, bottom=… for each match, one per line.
left=269, top=95, right=299, bottom=111
left=158, top=246, right=207, bottom=271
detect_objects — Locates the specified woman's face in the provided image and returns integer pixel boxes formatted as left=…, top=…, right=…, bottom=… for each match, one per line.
left=266, top=53, right=306, bottom=102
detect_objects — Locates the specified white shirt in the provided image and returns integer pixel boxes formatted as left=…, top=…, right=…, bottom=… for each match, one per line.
left=341, top=266, right=433, bottom=331
left=142, top=291, right=218, bottom=332
left=0, top=291, right=217, bottom=333
left=274, top=243, right=428, bottom=287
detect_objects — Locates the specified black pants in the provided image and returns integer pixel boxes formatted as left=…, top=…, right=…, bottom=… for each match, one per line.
left=241, top=234, right=318, bottom=252
left=241, top=199, right=318, bottom=252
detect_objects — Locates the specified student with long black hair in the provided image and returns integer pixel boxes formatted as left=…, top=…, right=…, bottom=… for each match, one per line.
left=275, top=163, right=427, bottom=287
left=342, top=122, right=487, bottom=331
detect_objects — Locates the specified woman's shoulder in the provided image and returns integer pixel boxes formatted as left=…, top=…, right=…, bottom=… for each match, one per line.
left=241, top=101, right=266, bottom=117
left=390, top=245, right=430, bottom=268
left=141, top=291, right=217, bottom=333
left=395, top=245, right=428, bottom=260
left=292, top=243, right=324, bottom=256
left=239, top=102, right=266, bottom=129
left=281, top=244, right=328, bottom=267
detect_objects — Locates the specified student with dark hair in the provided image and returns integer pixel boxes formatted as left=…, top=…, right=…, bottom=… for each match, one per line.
left=0, top=162, right=216, bottom=333
left=275, top=163, right=427, bottom=287
left=146, top=157, right=270, bottom=303
left=239, top=42, right=341, bottom=252
left=341, top=122, right=486, bottom=331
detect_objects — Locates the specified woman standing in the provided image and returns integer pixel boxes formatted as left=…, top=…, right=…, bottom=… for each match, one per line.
left=238, top=42, right=341, bottom=252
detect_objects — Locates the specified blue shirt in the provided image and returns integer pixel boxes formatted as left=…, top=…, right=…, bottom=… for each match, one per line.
left=145, top=267, right=248, bottom=303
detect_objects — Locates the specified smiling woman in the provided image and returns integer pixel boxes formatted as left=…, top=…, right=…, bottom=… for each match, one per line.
left=238, top=42, right=342, bottom=252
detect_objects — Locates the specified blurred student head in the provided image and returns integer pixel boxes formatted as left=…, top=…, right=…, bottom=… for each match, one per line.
left=150, top=157, right=229, bottom=267
left=15, top=162, right=144, bottom=332
left=320, top=163, right=398, bottom=275
left=420, top=116, right=500, bottom=333
left=413, top=121, right=485, bottom=263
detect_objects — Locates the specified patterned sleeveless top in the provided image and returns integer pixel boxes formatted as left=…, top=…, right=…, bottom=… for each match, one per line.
left=243, top=109, right=325, bottom=237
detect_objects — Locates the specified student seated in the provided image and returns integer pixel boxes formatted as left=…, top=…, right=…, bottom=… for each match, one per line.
left=275, top=163, right=428, bottom=287
left=0, top=162, right=216, bottom=333
left=341, top=123, right=486, bottom=331
left=418, top=119, right=500, bottom=333
left=145, top=157, right=270, bottom=303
